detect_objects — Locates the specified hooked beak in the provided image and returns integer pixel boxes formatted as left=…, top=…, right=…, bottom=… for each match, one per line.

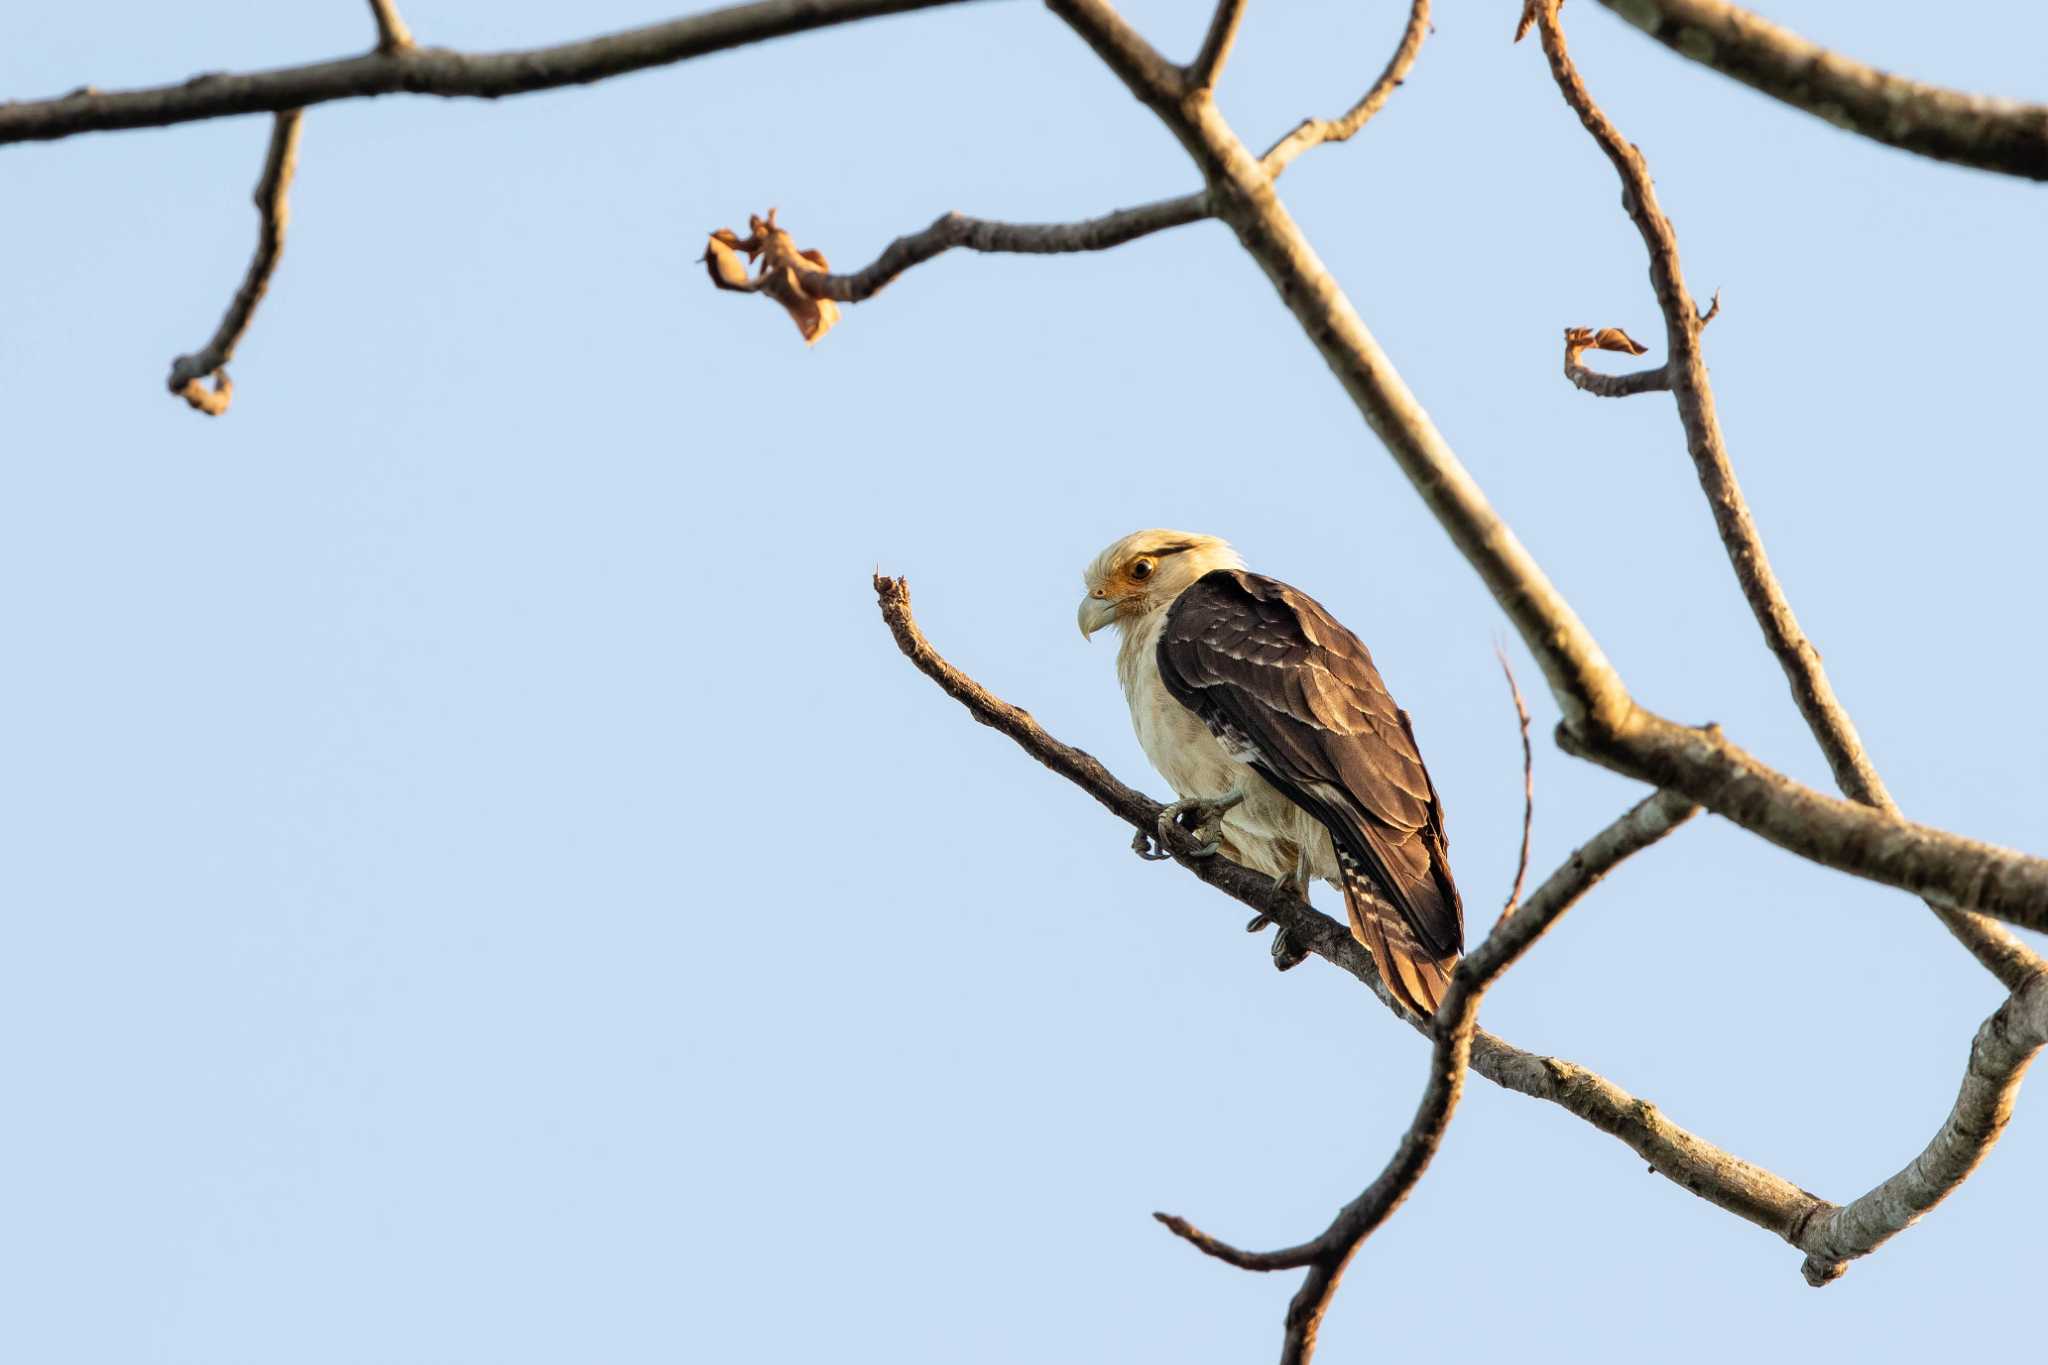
left=1077, top=594, right=1118, bottom=640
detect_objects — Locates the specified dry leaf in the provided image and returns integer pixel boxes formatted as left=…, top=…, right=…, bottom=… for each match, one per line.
left=701, top=208, right=841, bottom=346
left=1564, top=325, right=1648, bottom=358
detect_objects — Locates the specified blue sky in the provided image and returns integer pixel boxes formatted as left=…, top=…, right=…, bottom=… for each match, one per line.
left=3, top=3, right=2045, bottom=1361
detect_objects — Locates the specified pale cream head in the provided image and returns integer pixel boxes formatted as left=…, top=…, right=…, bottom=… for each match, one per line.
left=1077, top=529, right=1244, bottom=639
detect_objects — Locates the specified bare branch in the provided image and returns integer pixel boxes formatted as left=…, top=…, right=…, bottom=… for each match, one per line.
left=1797, top=971, right=2048, bottom=1284
left=702, top=194, right=1213, bottom=331
left=1187, top=0, right=1248, bottom=92
left=1043, top=0, right=1187, bottom=115
left=1158, top=777, right=1691, bottom=1364
left=872, top=574, right=1843, bottom=1267
left=1259, top=0, right=1430, bottom=175
left=1562, top=324, right=1671, bottom=397
left=1592, top=0, right=2048, bottom=181
left=166, top=110, right=303, bottom=416
left=1529, top=0, right=2045, bottom=988
left=0, top=0, right=980, bottom=146
left=366, top=0, right=414, bottom=54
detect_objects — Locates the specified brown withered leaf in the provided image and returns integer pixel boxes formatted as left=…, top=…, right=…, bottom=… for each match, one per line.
left=700, top=209, right=841, bottom=346
left=1563, top=325, right=1648, bottom=358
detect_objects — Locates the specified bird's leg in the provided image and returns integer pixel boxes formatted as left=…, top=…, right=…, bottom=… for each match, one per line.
left=1246, top=845, right=1314, bottom=971
left=1155, top=786, right=1245, bottom=858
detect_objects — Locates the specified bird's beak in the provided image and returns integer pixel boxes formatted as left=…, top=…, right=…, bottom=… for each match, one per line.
left=1077, top=594, right=1118, bottom=640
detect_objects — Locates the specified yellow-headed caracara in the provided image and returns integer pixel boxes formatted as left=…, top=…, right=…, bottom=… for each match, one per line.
left=1078, top=530, right=1463, bottom=1017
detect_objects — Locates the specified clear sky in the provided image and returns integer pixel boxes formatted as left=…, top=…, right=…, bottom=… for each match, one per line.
left=4, top=3, right=2045, bottom=1361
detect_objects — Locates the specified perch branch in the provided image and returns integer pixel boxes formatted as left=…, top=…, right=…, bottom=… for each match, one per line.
left=0, top=0, right=981, bottom=146
left=1260, top=0, right=1431, bottom=175
left=1530, top=0, right=2044, bottom=988
left=165, top=109, right=303, bottom=416
left=1160, top=715, right=1686, bottom=1364
left=871, top=576, right=1846, bottom=1264
left=366, top=0, right=414, bottom=53
left=1187, top=0, right=1248, bottom=92
left=1591, top=0, right=2048, bottom=181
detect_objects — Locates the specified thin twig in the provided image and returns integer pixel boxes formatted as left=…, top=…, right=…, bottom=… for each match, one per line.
left=1498, top=649, right=1534, bottom=913
left=0, top=0, right=982, bottom=145
left=1260, top=0, right=1430, bottom=175
left=872, top=574, right=1841, bottom=1270
left=1562, top=325, right=1670, bottom=397
left=801, top=196, right=1212, bottom=302
left=1591, top=0, right=2048, bottom=181
left=1529, top=0, right=2044, bottom=988
left=366, top=0, right=414, bottom=53
left=1186, top=0, right=1248, bottom=91
left=166, top=110, right=303, bottom=416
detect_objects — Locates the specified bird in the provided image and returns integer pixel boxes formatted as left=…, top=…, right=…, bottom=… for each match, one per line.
left=1077, top=529, right=1463, bottom=1017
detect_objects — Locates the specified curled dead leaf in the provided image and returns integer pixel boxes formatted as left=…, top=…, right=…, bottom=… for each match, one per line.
left=1563, top=325, right=1648, bottom=358
left=701, top=208, right=841, bottom=346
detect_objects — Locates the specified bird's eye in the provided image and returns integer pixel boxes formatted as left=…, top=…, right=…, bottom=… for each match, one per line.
left=1131, top=559, right=1155, bottom=581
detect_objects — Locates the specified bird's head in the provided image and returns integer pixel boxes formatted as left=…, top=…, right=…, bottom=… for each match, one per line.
left=1078, top=529, right=1243, bottom=639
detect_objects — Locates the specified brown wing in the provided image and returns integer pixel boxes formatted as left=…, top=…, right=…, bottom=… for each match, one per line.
left=1157, top=570, right=1463, bottom=982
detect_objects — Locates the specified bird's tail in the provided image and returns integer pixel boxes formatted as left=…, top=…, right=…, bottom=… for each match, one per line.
left=1341, top=867, right=1455, bottom=1020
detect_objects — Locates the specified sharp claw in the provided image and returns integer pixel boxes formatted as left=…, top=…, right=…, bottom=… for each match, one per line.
left=1271, top=927, right=1308, bottom=972
left=1245, top=914, right=1271, bottom=933
left=1131, top=829, right=1172, bottom=862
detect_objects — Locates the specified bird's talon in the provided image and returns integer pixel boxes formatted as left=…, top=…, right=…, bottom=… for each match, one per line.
left=1245, top=913, right=1271, bottom=933
left=1131, top=829, right=1172, bottom=862
left=1271, top=926, right=1308, bottom=971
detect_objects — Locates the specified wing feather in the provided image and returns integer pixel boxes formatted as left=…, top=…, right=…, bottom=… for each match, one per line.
left=1158, top=570, right=1463, bottom=963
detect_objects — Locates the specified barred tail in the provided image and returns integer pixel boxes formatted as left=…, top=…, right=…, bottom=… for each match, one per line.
left=1340, top=854, right=1455, bottom=1019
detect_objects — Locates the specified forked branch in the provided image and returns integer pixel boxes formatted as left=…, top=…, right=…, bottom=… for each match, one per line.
left=1260, top=0, right=1431, bottom=175
left=366, top=0, right=414, bottom=53
left=1187, top=0, right=1249, bottom=92
left=1158, top=697, right=1692, bottom=1364
left=1796, top=969, right=2048, bottom=1283
left=1527, top=0, right=2044, bottom=988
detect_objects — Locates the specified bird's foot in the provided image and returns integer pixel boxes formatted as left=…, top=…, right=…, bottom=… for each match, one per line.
left=1246, top=870, right=1312, bottom=971
left=1153, top=790, right=1244, bottom=858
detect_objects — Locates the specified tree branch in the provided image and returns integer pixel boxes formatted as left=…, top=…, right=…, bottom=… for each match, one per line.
left=871, top=575, right=1847, bottom=1268
left=1158, top=790, right=1694, bottom=1364
left=0, top=0, right=981, bottom=146
left=1561, top=324, right=1671, bottom=397
left=1187, top=0, right=1249, bottom=92
left=1795, top=970, right=2048, bottom=1284
left=366, top=0, right=414, bottom=54
left=1592, top=0, right=2048, bottom=181
left=802, top=195, right=1213, bottom=302
left=1529, top=0, right=2045, bottom=988
left=875, top=572, right=2048, bottom=1305
left=166, top=109, right=303, bottom=416
left=1259, top=0, right=1431, bottom=175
